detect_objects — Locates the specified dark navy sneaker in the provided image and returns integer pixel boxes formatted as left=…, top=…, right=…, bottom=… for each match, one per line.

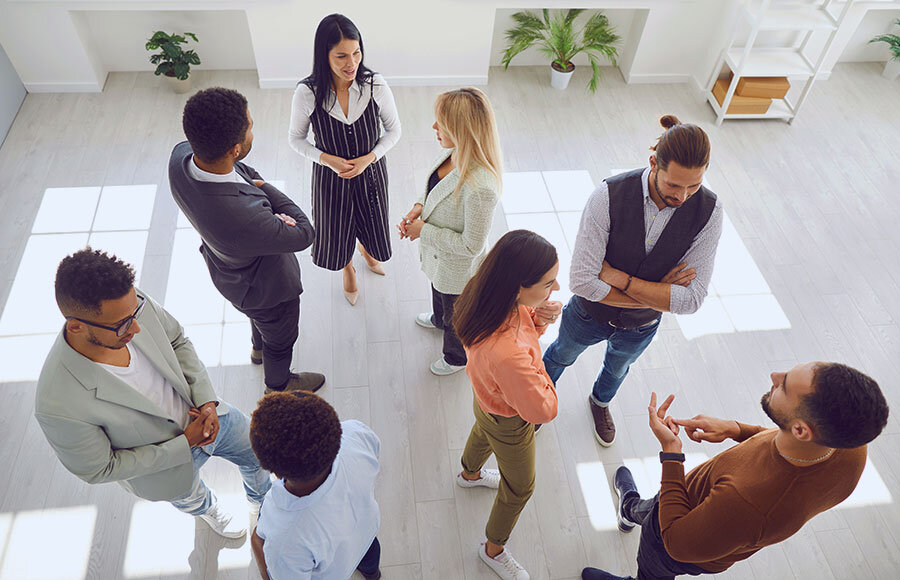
left=582, top=567, right=630, bottom=579
left=614, top=465, right=639, bottom=532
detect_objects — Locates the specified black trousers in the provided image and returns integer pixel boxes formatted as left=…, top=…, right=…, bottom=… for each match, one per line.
left=357, top=536, right=381, bottom=575
left=238, top=298, right=300, bottom=388
left=431, top=285, right=466, bottom=366
left=623, top=493, right=709, bottom=580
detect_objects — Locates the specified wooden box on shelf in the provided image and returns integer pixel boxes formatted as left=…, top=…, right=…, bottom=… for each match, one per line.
left=713, top=78, right=772, bottom=114
left=736, top=76, right=790, bottom=99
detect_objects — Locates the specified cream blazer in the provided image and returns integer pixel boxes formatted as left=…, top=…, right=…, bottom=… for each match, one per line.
left=34, top=291, right=226, bottom=502
left=418, top=149, right=500, bottom=295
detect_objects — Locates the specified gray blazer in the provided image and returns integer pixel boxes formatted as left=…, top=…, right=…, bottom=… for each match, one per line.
left=34, top=291, right=226, bottom=502
left=418, top=149, right=500, bottom=295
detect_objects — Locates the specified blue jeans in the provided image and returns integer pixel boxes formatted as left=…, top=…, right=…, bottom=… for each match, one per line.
left=542, top=296, right=660, bottom=404
left=170, top=403, right=272, bottom=515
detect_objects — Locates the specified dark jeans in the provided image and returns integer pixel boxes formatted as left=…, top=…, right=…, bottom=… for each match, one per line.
left=431, top=285, right=466, bottom=366
left=623, top=493, right=708, bottom=580
left=237, top=297, right=300, bottom=388
left=543, top=295, right=660, bottom=404
left=357, top=536, right=381, bottom=575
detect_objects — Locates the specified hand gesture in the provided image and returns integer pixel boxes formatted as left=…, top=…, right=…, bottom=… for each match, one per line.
left=648, top=392, right=682, bottom=453
left=661, top=262, right=696, bottom=287
left=275, top=213, right=296, bottom=227
left=534, top=300, right=563, bottom=326
left=184, top=404, right=219, bottom=447
left=674, top=415, right=740, bottom=444
left=397, top=204, right=423, bottom=239
left=338, top=154, right=376, bottom=179
left=405, top=218, right=425, bottom=241
left=321, top=153, right=354, bottom=175
left=252, top=179, right=266, bottom=188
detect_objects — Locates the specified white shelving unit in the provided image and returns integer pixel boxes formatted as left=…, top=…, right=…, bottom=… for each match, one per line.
left=706, top=0, right=856, bottom=124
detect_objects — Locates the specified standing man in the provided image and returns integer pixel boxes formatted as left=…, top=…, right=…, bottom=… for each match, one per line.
left=542, top=114, right=723, bottom=446
left=36, top=248, right=271, bottom=538
left=170, top=87, right=324, bottom=394
left=582, top=361, right=888, bottom=579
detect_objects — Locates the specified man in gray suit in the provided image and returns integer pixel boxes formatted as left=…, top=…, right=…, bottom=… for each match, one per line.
left=35, top=248, right=271, bottom=538
left=170, top=87, right=323, bottom=394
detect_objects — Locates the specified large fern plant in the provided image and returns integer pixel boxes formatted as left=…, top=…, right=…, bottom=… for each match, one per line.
left=501, top=9, right=620, bottom=92
left=869, top=19, right=900, bottom=61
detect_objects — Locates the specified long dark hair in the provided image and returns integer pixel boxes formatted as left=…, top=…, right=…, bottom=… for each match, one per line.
left=301, top=14, right=376, bottom=113
left=453, top=230, right=558, bottom=347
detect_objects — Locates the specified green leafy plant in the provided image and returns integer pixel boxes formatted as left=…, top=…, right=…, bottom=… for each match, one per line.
left=869, top=19, right=900, bottom=62
left=501, top=9, right=620, bottom=92
left=146, top=31, right=200, bottom=81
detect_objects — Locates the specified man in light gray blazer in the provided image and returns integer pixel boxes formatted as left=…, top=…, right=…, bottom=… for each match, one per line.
left=35, top=248, right=271, bottom=539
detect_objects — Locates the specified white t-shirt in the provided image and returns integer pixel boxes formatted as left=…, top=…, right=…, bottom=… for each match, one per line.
left=256, top=420, right=381, bottom=580
left=97, top=344, right=192, bottom=429
left=188, top=155, right=249, bottom=184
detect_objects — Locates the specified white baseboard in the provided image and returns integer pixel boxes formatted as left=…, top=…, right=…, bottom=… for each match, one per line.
left=625, top=73, right=692, bottom=85
left=24, top=81, right=104, bottom=93
left=689, top=75, right=708, bottom=101
left=258, top=75, right=489, bottom=89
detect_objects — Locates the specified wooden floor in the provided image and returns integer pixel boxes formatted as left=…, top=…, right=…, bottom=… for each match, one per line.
left=1, top=64, right=899, bottom=580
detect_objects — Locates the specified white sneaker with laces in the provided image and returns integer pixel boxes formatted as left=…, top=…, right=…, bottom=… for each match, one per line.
left=415, top=312, right=437, bottom=329
left=198, top=503, right=247, bottom=539
left=248, top=499, right=262, bottom=531
left=456, top=468, right=501, bottom=489
left=431, top=356, right=465, bottom=376
left=478, top=543, right=530, bottom=580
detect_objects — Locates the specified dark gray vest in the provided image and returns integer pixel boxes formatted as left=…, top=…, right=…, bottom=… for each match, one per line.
left=579, top=168, right=717, bottom=328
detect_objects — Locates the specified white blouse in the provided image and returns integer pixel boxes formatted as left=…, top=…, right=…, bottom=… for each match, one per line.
left=288, top=73, right=401, bottom=163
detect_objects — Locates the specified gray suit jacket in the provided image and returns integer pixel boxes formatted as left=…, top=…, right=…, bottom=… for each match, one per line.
left=418, top=149, right=500, bottom=295
left=34, top=291, right=226, bottom=502
left=168, top=141, right=315, bottom=310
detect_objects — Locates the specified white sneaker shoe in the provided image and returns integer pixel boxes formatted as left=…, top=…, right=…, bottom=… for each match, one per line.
left=456, top=468, right=501, bottom=489
left=478, top=543, right=530, bottom=580
left=248, top=499, right=262, bottom=531
left=415, top=312, right=437, bottom=329
left=198, top=503, right=247, bottom=539
left=431, top=356, right=465, bottom=376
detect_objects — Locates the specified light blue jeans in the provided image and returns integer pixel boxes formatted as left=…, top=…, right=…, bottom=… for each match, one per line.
left=169, top=403, right=271, bottom=516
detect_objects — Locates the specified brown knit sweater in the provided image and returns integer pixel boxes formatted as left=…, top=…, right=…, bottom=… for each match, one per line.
left=658, top=423, right=866, bottom=572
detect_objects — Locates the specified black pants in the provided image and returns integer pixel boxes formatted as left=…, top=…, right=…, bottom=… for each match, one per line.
left=431, top=285, right=466, bottom=366
left=238, top=298, right=300, bottom=389
left=357, top=536, right=381, bottom=575
left=623, top=493, right=709, bottom=580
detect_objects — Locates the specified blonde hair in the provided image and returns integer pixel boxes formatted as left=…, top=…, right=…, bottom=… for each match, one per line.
left=434, top=87, right=503, bottom=197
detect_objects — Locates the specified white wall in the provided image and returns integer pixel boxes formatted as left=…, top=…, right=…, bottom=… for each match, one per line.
left=839, top=9, right=900, bottom=62
left=72, top=10, right=256, bottom=73
left=489, top=8, right=636, bottom=67
left=0, top=42, right=26, bottom=146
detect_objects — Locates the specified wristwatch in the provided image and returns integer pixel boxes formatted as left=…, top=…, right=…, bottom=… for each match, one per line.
left=659, top=451, right=685, bottom=463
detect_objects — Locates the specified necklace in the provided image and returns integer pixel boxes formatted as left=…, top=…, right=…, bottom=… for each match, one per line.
left=778, top=447, right=835, bottom=464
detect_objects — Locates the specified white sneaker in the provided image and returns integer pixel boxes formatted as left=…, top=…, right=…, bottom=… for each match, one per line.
left=415, top=312, right=437, bottom=329
left=478, top=543, right=530, bottom=580
left=198, top=503, right=247, bottom=539
left=248, top=499, right=262, bottom=531
left=431, top=356, right=465, bottom=376
left=456, top=468, right=501, bottom=489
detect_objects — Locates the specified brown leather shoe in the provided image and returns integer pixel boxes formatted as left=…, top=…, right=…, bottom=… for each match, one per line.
left=589, top=396, right=616, bottom=447
left=250, top=348, right=263, bottom=365
left=265, top=372, right=326, bottom=394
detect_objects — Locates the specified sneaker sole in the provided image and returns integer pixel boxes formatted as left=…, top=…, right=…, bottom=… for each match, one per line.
left=593, top=428, right=615, bottom=447
left=614, top=482, right=636, bottom=532
left=415, top=317, right=437, bottom=329
left=430, top=365, right=465, bottom=376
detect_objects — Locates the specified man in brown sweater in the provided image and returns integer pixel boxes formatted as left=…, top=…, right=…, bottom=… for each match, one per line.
left=582, top=361, right=888, bottom=580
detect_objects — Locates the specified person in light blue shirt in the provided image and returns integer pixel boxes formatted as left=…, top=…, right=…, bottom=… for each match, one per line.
left=249, top=391, right=381, bottom=580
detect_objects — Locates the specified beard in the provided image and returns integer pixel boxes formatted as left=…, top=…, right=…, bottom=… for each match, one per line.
left=87, top=329, right=128, bottom=350
left=761, top=392, right=791, bottom=430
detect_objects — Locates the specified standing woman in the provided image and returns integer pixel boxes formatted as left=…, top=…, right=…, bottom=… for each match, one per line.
left=289, top=14, right=401, bottom=305
left=398, top=87, right=502, bottom=376
left=452, top=230, right=563, bottom=580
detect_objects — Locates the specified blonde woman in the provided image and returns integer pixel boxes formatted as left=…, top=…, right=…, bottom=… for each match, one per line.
left=398, top=88, right=502, bottom=375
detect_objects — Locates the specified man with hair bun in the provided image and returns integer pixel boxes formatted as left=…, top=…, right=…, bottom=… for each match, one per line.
left=543, top=115, right=724, bottom=446
left=582, top=360, right=888, bottom=579
left=249, top=392, right=382, bottom=580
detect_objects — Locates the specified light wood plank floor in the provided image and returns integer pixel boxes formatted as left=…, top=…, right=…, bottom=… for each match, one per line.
left=0, top=64, right=898, bottom=580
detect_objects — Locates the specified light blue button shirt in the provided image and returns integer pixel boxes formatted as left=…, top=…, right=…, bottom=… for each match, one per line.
left=257, top=420, right=381, bottom=580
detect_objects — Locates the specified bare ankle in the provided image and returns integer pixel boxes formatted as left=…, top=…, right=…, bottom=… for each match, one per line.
left=485, top=541, right=503, bottom=558
left=461, top=469, right=481, bottom=481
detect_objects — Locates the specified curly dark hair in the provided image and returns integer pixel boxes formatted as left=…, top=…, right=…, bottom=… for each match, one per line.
left=55, top=247, right=136, bottom=316
left=182, top=87, right=249, bottom=163
left=800, top=363, right=889, bottom=449
left=250, top=392, right=343, bottom=481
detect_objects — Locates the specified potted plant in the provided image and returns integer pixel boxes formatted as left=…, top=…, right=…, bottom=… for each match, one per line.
left=146, top=31, right=201, bottom=93
left=869, top=19, right=900, bottom=80
left=501, top=9, right=620, bottom=91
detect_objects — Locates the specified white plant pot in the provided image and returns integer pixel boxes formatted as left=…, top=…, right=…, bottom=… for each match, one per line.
left=883, top=59, right=900, bottom=81
left=550, top=65, right=574, bottom=90
left=167, top=75, right=193, bottom=94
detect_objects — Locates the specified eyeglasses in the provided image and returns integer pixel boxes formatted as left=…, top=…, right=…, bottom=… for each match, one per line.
left=66, top=295, right=146, bottom=337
